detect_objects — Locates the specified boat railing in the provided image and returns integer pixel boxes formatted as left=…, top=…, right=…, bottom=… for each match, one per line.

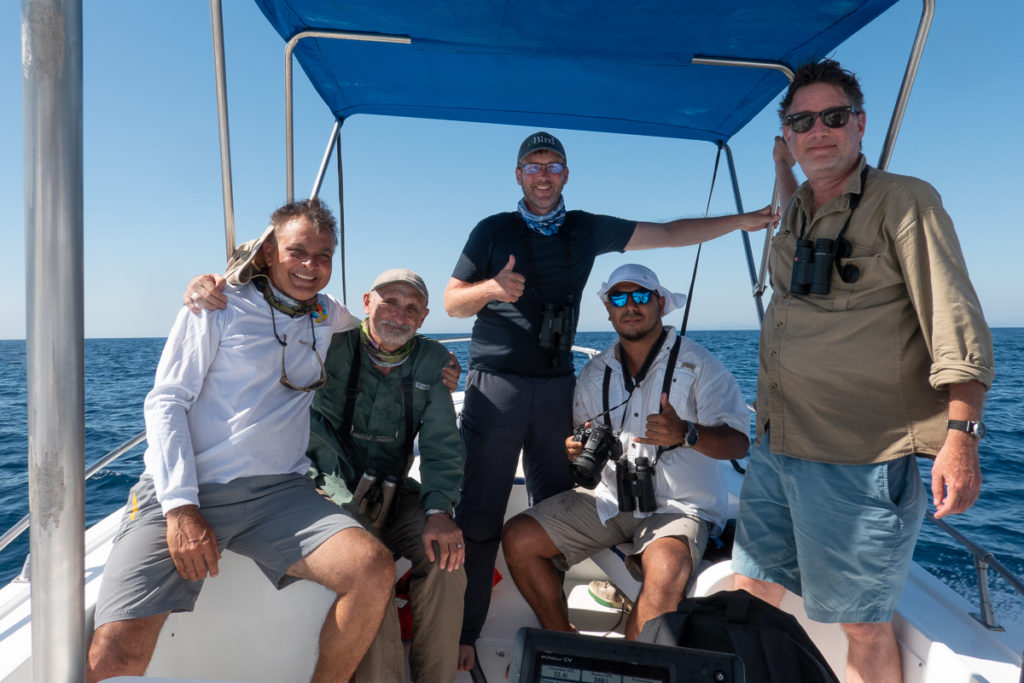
left=0, top=411, right=1020, bottom=634
left=926, top=510, right=1024, bottom=632
left=0, top=430, right=147, bottom=581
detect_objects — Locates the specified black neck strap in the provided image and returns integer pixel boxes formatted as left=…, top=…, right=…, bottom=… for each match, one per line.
left=337, top=341, right=419, bottom=474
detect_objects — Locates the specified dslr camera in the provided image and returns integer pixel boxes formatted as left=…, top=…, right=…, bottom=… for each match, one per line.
left=570, top=423, right=621, bottom=489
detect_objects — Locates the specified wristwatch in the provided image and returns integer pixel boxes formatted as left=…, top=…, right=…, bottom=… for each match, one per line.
left=685, top=421, right=700, bottom=447
left=424, top=508, right=451, bottom=517
left=673, top=421, right=700, bottom=449
left=947, top=419, right=986, bottom=440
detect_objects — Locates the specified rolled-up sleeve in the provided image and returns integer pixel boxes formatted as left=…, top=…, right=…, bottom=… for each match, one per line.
left=894, top=197, right=994, bottom=391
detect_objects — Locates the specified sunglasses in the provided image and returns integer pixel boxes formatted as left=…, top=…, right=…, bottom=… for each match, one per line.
left=519, top=162, right=565, bottom=176
left=607, top=288, right=654, bottom=307
left=270, top=306, right=328, bottom=392
left=784, top=106, right=860, bottom=134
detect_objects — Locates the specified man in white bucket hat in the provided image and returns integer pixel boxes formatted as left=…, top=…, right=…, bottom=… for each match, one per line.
left=500, top=263, right=750, bottom=640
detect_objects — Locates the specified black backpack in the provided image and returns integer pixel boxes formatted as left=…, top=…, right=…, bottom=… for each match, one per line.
left=637, top=590, right=839, bottom=683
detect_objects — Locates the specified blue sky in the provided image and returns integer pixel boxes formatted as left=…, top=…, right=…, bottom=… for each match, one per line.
left=2, top=1, right=1022, bottom=339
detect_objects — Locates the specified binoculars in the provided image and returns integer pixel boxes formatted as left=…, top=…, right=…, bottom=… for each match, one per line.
left=351, top=469, right=398, bottom=528
left=790, top=237, right=860, bottom=295
left=616, top=455, right=657, bottom=513
left=539, top=302, right=573, bottom=354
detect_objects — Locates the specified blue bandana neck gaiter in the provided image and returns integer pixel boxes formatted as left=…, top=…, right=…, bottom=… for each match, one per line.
left=517, top=197, right=566, bottom=236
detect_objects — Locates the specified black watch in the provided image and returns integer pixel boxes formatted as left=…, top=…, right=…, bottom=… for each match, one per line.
left=682, top=421, right=700, bottom=448
left=947, top=419, right=986, bottom=440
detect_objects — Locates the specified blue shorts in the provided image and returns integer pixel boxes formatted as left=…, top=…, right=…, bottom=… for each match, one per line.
left=732, top=439, right=926, bottom=623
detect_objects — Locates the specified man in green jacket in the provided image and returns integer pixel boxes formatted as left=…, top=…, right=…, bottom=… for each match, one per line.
left=307, top=268, right=466, bottom=683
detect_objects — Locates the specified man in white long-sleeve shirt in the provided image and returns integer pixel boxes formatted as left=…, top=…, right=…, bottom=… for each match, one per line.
left=86, top=199, right=395, bottom=683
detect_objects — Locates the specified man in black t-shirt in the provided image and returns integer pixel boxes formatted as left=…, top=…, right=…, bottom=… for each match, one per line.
left=444, top=131, right=774, bottom=670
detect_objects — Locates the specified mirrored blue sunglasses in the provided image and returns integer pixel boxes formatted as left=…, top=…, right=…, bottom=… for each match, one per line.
left=607, top=288, right=654, bottom=307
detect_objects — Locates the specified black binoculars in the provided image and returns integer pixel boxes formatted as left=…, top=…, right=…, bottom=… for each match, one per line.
left=790, top=237, right=860, bottom=295
left=616, top=455, right=657, bottom=513
left=539, top=302, right=573, bottom=353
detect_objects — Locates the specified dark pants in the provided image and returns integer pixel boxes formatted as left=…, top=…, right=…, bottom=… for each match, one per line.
left=455, top=369, right=576, bottom=645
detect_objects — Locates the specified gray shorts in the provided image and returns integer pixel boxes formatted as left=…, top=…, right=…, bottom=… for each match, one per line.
left=94, top=473, right=361, bottom=628
left=523, top=488, right=709, bottom=582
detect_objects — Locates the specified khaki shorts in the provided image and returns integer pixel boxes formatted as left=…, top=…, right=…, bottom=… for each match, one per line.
left=523, top=488, right=709, bottom=581
left=94, top=473, right=361, bottom=628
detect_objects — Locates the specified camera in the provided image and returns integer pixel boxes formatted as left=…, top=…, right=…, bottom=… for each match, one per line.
left=570, top=423, right=621, bottom=489
left=539, top=303, right=573, bottom=353
left=351, top=469, right=398, bottom=528
left=615, top=455, right=657, bottom=513
left=790, top=236, right=860, bottom=295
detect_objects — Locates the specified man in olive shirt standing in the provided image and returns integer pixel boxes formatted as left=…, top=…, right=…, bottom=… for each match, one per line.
left=732, top=60, right=993, bottom=683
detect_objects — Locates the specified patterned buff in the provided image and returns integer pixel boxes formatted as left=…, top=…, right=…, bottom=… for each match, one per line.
left=253, top=275, right=318, bottom=317
left=360, top=318, right=416, bottom=368
left=517, top=197, right=566, bottom=236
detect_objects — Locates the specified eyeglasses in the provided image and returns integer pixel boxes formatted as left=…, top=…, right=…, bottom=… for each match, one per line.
left=607, top=288, right=654, bottom=307
left=519, top=162, right=565, bottom=176
left=784, top=106, right=861, bottom=134
left=269, top=306, right=328, bottom=392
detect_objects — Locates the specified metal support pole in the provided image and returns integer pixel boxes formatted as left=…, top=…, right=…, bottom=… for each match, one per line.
left=309, top=120, right=341, bottom=200
left=335, top=128, right=347, bottom=305
left=721, top=143, right=764, bottom=322
left=22, top=0, right=86, bottom=680
left=210, top=0, right=236, bottom=258
left=972, top=555, right=1000, bottom=630
left=691, top=56, right=794, bottom=321
left=878, top=0, right=934, bottom=171
left=284, top=30, right=410, bottom=201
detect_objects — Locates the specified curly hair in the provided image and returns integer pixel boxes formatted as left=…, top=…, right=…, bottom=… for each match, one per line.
left=268, top=198, right=338, bottom=246
left=778, top=59, right=865, bottom=120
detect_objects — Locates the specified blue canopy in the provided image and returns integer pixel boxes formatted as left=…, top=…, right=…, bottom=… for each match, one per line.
left=253, top=0, right=900, bottom=143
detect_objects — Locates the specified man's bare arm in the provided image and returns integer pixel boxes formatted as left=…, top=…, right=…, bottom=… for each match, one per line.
left=932, top=379, right=986, bottom=519
left=773, top=135, right=799, bottom=209
left=625, top=206, right=777, bottom=251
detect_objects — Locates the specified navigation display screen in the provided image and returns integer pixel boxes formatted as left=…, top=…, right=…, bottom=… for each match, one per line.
left=509, top=627, right=744, bottom=683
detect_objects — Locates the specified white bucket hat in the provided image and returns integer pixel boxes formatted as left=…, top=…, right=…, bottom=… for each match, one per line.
left=597, top=264, right=687, bottom=316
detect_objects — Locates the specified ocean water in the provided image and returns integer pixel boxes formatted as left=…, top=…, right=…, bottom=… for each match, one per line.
left=1, top=329, right=1022, bottom=631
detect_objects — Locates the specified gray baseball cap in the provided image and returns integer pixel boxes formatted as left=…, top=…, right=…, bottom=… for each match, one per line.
left=517, top=131, right=567, bottom=164
left=372, top=268, right=429, bottom=304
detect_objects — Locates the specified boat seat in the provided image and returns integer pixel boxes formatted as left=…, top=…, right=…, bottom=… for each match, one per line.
left=587, top=520, right=736, bottom=604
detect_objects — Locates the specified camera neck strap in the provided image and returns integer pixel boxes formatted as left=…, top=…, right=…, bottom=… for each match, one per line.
left=600, top=328, right=679, bottom=438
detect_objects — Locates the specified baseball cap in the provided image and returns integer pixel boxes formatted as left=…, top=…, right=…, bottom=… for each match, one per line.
left=518, top=131, right=567, bottom=164
left=372, top=268, right=429, bottom=304
left=597, top=264, right=687, bottom=316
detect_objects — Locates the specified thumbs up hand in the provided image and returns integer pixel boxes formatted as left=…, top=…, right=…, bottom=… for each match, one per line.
left=634, top=393, right=689, bottom=446
left=492, top=254, right=525, bottom=303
